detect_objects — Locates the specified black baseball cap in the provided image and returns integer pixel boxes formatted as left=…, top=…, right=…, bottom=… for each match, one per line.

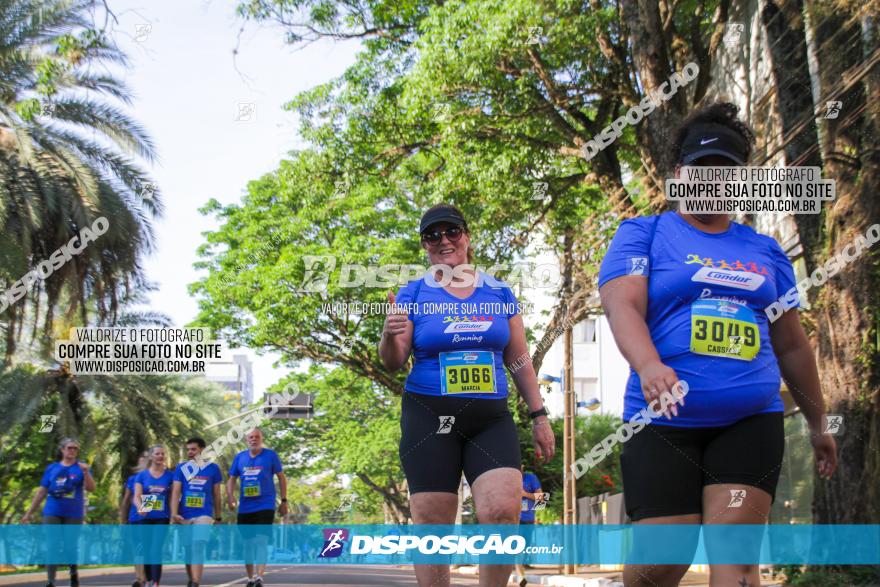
left=419, top=205, right=467, bottom=234
left=679, top=123, right=749, bottom=165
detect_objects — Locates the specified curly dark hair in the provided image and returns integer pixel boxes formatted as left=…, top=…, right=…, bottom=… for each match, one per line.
left=673, top=102, right=755, bottom=164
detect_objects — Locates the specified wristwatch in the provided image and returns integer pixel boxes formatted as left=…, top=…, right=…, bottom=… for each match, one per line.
left=529, top=407, right=549, bottom=420
left=280, top=498, right=288, bottom=503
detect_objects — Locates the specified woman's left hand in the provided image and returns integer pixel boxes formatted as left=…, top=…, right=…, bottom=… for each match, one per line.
left=532, top=418, right=555, bottom=462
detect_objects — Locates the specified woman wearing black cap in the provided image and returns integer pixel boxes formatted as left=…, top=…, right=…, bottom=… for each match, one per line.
left=379, top=203, right=555, bottom=587
left=598, top=102, right=837, bottom=586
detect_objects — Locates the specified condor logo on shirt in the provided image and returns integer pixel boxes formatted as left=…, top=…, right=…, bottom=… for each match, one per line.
left=443, top=320, right=493, bottom=333
left=691, top=267, right=765, bottom=291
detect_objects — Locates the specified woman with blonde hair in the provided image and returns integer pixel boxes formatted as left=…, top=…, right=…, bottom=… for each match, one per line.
left=133, top=445, right=174, bottom=587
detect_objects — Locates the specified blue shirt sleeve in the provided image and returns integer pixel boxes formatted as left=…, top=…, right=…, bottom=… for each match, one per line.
left=212, top=464, right=223, bottom=484
left=394, top=279, right=418, bottom=319
left=767, top=237, right=799, bottom=308
left=229, top=453, right=241, bottom=478
left=502, top=285, right=519, bottom=319
left=173, top=466, right=184, bottom=484
left=598, top=216, right=655, bottom=288
left=271, top=451, right=282, bottom=475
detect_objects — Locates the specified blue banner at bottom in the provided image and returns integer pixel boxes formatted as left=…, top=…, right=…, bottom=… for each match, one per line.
left=0, top=524, right=878, bottom=565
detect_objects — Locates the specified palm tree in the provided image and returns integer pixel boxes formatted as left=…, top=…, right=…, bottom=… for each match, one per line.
left=0, top=0, right=162, bottom=359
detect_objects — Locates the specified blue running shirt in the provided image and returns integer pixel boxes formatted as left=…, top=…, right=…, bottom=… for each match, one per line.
left=598, top=212, right=797, bottom=427
left=174, top=462, right=222, bottom=519
left=40, top=462, right=86, bottom=518
left=134, top=469, right=175, bottom=520
left=229, top=448, right=282, bottom=514
left=394, top=272, right=520, bottom=399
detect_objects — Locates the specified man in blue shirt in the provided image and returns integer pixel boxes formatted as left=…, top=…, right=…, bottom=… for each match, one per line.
left=171, top=437, right=223, bottom=587
left=227, top=428, right=288, bottom=587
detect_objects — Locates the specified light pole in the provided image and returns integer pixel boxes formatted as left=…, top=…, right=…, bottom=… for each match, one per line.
left=540, top=347, right=577, bottom=576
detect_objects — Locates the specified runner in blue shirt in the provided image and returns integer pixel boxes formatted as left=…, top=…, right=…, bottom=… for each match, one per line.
left=171, top=437, right=223, bottom=587
left=598, top=102, right=838, bottom=587
left=133, top=445, right=174, bottom=587
left=22, top=438, right=94, bottom=587
left=519, top=468, right=542, bottom=524
left=379, top=204, right=555, bottom=587
left=227, top=428, right=288, bottom=587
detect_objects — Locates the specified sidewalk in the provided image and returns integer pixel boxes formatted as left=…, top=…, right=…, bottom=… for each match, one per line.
left=0, top=565, right=185, bottom=586
left=456, top=565, right=784, bottom=587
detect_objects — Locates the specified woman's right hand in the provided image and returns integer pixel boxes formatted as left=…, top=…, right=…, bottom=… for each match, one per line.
left=637, top=360, right=684, bottom=419
left=382, top=291, right=409, bottom=338
left=21, top=513, right=31, bottom=524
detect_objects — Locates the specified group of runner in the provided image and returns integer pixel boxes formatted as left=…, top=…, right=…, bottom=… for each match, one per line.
left=23, top=429, right=287, bottom=587
left=380, top=101, right=838, bottom=587
left=21, top=101, right=840, bottom=587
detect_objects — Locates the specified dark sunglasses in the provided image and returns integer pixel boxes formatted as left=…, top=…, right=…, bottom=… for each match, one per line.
left=421, top=226, right=465, bottom=244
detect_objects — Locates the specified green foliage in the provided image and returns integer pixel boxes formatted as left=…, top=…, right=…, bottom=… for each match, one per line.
left=0, top=364, right=235, bottom=522
left=516, top=411, right=623, bottom=522
left=777, top=565, right=880, bottom=586
left=259, top=365, right=403, bottom=522
left=0, top=0, right=161, bottom=359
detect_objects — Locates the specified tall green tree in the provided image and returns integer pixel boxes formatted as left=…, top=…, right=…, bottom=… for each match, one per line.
left=0, top=0, right=161, bottom=359
left=209, top=3, right=880, bottom=551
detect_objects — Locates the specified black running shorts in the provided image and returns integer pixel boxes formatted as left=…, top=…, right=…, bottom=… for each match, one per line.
left=237, top=509, right=275, bottom=540
left=621, top=412, right=784, bottom=521
left=400, top=392, right=521, bottom=494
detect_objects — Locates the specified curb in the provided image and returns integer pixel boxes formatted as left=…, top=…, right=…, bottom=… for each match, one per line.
left=516, top=574, right=622, bottom=587
left=453, top=567, right=623, bottom=587
left=0, top=565, right=185, bottom=586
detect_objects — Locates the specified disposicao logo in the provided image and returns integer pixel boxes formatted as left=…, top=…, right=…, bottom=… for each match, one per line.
left=319, top=528, right=349, bottom=558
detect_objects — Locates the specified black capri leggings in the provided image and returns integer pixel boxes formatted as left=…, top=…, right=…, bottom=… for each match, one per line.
left=42, top=515, right=82, bottom=583
left=400, top=392, right=521, bottom=494
left=138, top=518, right=170, bottom=583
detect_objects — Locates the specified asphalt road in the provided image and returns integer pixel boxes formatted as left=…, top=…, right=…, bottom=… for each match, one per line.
left=2, top=565, right=486, bottom=587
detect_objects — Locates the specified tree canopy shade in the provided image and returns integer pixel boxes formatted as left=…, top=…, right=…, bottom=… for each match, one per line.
left=199, top=0, right=880, bottom=549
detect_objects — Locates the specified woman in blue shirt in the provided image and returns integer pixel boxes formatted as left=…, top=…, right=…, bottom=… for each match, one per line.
left=379, top=204, right=555, bottom=587
left=134, top=445, right=174, bottom=587
left=22, top=437, right=95, bottom=587
left=598, top=102, right=838, bottom=587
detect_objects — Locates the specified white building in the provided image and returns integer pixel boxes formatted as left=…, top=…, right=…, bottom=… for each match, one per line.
left=205, top=351, right=255, bottom=408
left=514, top=243, right=630, bottom=420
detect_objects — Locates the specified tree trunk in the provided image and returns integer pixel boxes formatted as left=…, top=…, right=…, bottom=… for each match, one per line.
left=765, top=0, right=880, bottom=524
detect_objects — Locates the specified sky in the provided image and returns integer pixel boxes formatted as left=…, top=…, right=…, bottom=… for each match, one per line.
left=106, top=0, right=361, bottom=396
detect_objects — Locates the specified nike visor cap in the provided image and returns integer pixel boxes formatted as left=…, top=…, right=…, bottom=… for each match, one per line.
left=419, top=204, right=468, bottom=234
left=679, top=123, right=749, bottom=165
